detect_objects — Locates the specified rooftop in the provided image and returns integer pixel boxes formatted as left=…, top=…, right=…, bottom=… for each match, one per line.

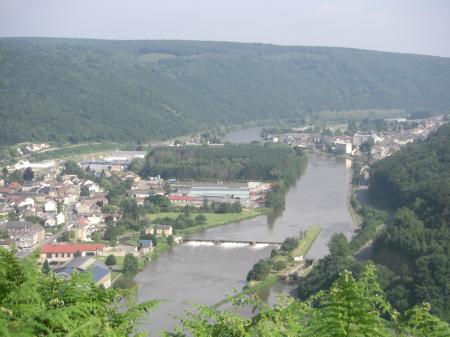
left=41, top=243, right=106, bottom=254
left=169, top=195, right=195, bottom=201
left=54, top=257, right=110, bottom=284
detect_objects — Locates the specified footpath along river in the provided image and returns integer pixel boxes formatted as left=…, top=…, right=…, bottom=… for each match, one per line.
left=135, top=135, right=354, bottom=336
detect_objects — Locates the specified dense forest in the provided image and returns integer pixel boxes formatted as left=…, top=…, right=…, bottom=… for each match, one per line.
left=133, top=143, right=306, bottom=183
left=369, top=123, right=450, bottom=321
left=1, top=248, right=448, bottom=336
left=1, top=38, right=450, bottom=144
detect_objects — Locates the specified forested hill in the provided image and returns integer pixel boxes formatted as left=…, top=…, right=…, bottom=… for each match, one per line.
left=1, top=37, right=450, bottom=144
left=369, top=123, right=450, bottom=321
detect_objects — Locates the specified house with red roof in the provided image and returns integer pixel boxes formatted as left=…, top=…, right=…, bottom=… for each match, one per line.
left=40, top=243, right=106, bottom=263
left=168, top=194, right=202, bottom=207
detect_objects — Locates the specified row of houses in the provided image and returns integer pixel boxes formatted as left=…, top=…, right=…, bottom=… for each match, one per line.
left=0, top=221, right=45, bottom=249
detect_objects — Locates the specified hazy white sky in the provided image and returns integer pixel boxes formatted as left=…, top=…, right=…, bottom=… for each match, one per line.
left=1, top=0, right=449, bottom=57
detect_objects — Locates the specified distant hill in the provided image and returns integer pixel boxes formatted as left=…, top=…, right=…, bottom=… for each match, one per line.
left=1, top=38, right=450, bottom=144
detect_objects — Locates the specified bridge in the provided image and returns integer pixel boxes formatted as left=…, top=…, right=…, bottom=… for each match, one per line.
left=182, top=239, right=282, bottom=246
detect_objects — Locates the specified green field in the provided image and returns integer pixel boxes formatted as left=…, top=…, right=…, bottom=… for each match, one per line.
left=29, top=143, right=119, bottom=161
left=291, top=224, right=322, bottom=257
left=151, top=209, right=265, bottom=234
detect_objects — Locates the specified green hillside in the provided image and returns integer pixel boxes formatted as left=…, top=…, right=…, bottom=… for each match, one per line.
left=369, top=123, right=450, bottom=320
left=1, top=37, right=450, bottom=144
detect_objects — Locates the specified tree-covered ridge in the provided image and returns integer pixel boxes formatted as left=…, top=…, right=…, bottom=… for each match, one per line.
left=135, top=143, right=306, bottom=183
left=369, top=123, right=450, bottom=226
left=1, top=37, right=450, bottom=144
left=368, top=123, right=450, bottom=321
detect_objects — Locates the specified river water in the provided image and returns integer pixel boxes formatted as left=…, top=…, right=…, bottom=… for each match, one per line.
left=135, top=135, right=353, bottom=336
left=224, top=126, right=265, bottom=143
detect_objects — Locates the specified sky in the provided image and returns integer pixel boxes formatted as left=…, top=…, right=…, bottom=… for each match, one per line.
left=0, top=0, right=449, bottom=57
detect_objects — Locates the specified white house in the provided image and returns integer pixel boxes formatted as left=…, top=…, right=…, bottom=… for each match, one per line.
left=45, top=218, right=56, bottom=227
left=87, top=214, right=102, bottom=226
left=334, top=140, right=352, bottom=155
left=18, top=197, right=35, bottom=208
left=56, top=213, right=65, bottom=225
left=44, top=200, right=57, bottom=213
left=83, top=180, right=100, bottom=193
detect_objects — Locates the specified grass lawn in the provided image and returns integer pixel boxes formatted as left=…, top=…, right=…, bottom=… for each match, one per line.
left=126, top=239, right=139, bottom=246
left=29, top=142, right=119, bottom=161
left=291, top=225, right=322, bottom=257
left=150, top=209, right=265, bottom=235
left=243, top=274, right=279, bottom=294
left=95, top=254, right=145, bottom=271
left=147, top=241, right=170, bottom=260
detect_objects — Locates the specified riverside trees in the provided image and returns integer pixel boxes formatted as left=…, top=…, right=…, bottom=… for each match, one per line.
left=174, top=264, right=450, bottom=337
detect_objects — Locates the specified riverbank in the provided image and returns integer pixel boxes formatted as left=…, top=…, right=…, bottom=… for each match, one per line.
left=244, top=225, right=322, bottom=294
left=151, top=209, right=270, bottom=236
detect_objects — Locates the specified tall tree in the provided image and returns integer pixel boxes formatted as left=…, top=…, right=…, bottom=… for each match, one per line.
left=41, top=260, right=50, bottom=274
left=123, top=253, right=139, bottom=276
left=22, top=167, right=34, bottom=181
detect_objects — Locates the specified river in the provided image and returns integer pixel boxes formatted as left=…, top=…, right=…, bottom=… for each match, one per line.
left=224, top=126, right=265, bottom=143
left=135, top=134, right=353, bottom=336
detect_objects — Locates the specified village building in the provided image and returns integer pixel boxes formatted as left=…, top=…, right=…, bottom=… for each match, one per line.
left=0, top=205, right=12, bottom=219
left=45, top=218, right=57, bottom=227
left=40, top=243, right=106, bottom=263
left=44, top=200, right=57, bottom=213
left=188, top=186, right=250, bottom=200
left=73, top=217, right=92, bottom=241
left=0, top=238, right=14, bottom=250
left=0, top=221, right=45, bottom=249
left=138, top=239, right=153, bottom=255
left=56, top=213, right=65, bottom=225
left=333, top=140, right=353, bottom=155
left=146, top=224, right=173, bottom=236
left=54, top=257, right=111, bottom=288
left=168, top=195, right=203, bottom=207
left=13, top=160, right=56, bottom=171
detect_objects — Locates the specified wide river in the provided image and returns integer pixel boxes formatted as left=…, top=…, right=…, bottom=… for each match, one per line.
left=135, top=137, right=353, bottom=336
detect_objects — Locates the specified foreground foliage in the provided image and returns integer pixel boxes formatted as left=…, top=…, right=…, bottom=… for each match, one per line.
left=169, top=265, right=449, bottom=337
left=0, top=248, right=157, bottom=337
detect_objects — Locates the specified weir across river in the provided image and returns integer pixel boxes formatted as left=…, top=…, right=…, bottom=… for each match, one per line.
left=182, top=238, right=283, bottom=246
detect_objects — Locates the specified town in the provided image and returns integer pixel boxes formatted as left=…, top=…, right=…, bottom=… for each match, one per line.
left=0, top=114, right=446, bottom=288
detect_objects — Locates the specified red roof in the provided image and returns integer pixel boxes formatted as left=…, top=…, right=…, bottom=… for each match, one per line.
left=8, top=182, right=21, bottom=189
left=77, top=217, right=90, bottom=226
left=169, top=195, right=193, bottom=201
left=41, top=243, right=105, bottom=254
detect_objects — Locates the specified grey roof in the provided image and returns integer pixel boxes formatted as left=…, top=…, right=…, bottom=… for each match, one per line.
left=5, top=221, right=33, bottom=227
left=5, top=221, right=43, bottom=233
left=91, top=264, right=110, bottom=282
left=139, top=240, right=153, bottom=248
left=54, top=257, right=110, bottom=283
left=156, top=224, right=172, bottom=230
